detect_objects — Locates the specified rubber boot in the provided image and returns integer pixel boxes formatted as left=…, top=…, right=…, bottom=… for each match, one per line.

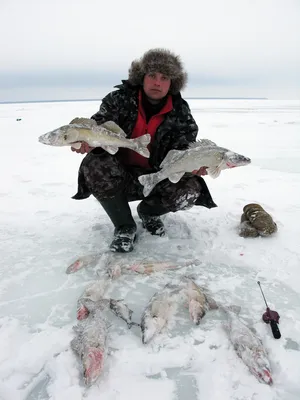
left=100, top=193, right=137, bottom=252
left=137, top=200, right=167, bottom=237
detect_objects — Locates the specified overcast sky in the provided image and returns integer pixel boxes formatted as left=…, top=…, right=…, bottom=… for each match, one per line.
left=1, top=0, right=299, bottom=102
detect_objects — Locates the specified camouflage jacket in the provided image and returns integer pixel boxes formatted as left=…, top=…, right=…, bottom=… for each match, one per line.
left=91, top=80, right=198, bottom=170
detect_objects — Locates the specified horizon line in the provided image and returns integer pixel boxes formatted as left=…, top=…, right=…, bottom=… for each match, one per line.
left=0, top=97, right=269, bottom=105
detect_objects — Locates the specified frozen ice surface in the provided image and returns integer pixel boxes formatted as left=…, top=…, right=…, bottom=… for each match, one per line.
left=0, top=99, right=300, bottom=399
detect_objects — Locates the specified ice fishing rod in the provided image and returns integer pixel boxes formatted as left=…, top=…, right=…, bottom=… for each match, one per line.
left=257, top=281, right=281, bottom=339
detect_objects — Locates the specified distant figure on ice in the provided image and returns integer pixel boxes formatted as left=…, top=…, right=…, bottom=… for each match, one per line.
left=71, top=48, right=217, bottom=252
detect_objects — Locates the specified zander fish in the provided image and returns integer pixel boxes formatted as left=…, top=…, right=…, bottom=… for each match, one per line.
left=184, top=278, right=218, bottom=324
left=140, top=283, right=184, bottom=344
left=71, top=298, right=109, bottom=386
left=222, top=306, right=273, bottom=385
left=38, top=117, right=151, bottom=157
left=138, top=139, right=251, bottom=196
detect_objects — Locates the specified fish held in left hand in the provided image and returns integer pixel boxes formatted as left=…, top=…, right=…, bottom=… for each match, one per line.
left=38, top=117, right=151, bottom=157
left=138, top=139, right=251, bottom=197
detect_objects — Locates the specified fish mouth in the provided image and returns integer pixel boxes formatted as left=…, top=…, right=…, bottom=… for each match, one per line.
left=255, top=367, right=273, bottom=385
left=226, top=157, right=251, bottom=168
left=38, top=135, right=81, bottom=147
left=38, top=134, right=51, bottom=145
left=226, top=162, right=237, bottom=168
left=77, top=305, right=89, bottom=320
left=38, top=133, right=61, bottom=146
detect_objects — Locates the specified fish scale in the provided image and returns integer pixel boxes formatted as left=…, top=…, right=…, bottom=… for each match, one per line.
left=138, top=139, right=251, bottom=197
left=38, top=117, right=151, bottom=157
left=222, top=307, right=273, bottom=385
left=71, top=299, right=109, bottom=386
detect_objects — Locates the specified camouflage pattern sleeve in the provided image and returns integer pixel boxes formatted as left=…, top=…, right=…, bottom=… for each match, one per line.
left=90, top=90, right=122, bottom=125
left=170, top=101, right=199, bottom=151
left=181, top=101, right=198, bottom=143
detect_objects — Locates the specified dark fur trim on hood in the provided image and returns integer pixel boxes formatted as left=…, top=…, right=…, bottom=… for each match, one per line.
left=128, top=48, right=188, bottom=95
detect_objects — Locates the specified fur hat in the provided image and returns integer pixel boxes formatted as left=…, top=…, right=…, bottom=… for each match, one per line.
left=128, top=48, right=188, bottom=95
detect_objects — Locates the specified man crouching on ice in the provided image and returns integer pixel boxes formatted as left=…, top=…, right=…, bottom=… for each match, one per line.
left=71, top=48, right=217, bottom=253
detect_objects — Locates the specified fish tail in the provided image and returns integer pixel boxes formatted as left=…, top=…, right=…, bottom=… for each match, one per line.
left=132, top=134, right=151, bottom=158
left=138, top=171, right=162, bottom=197
left=71, top=167, right=91, bottom=200
left=129, top=321, right=141, bottom=329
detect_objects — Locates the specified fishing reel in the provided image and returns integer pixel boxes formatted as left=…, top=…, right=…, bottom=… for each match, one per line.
left=257, top=281, right=281, bottom=339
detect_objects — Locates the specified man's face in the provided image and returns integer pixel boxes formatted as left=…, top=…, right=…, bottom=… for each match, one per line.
left=143, top=72, right=171, bottom=100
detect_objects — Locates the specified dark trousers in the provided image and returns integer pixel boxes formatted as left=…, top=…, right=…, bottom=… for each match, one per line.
left=72, top=151, right=217, bottom=212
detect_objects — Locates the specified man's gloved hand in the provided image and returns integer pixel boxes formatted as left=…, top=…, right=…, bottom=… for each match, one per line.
left=192, top=166, right=208, bottom=176
left=71, top=142, right=94, bottom=154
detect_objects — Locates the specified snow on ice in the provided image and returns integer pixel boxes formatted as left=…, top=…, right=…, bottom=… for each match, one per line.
left=0, top=99, right=300, bottom=400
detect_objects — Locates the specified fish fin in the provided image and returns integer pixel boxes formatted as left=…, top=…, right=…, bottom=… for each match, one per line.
left=206, top=165, right=222, bottom=178
left=72, top=324, right=83, bottom=334
left=107, top=346, right=119, bottom=355
left=169, top=172, right=185, bottom=183
left=206, top=295, right=219, bottom=310
left=224, top=305, right=242, bottom=314
left=70, top=337, right=80, bottom=353
left=101, top=145, right=119, bottom=154
left=130, top=321, right=141, bottom=328
left=189, top=139, right=217, bottom=148
left=70, top=142, right=82, bottom=150
left=160, top=149, right=184, bottom=168
left=101, top=121, right=126, bottom=136
left=138, top=172, right=161, bottom=197
left=207, top=158, right=229, bottom=178
left=132, top=134, right=151, bottom=158
left=69, top=117, right=97, bottom=127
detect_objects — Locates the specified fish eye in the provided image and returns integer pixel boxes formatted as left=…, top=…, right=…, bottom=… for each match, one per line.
left=64, top=134, right=68, bottom=140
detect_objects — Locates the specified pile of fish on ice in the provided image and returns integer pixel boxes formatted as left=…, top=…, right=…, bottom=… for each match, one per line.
left=38, top=119, right=274, bottom=387
left=67, top=255, right=273, bottom=387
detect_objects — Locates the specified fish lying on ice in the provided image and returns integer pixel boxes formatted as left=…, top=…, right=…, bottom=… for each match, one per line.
left=66, top=253, right=101, bottom=274
left=38, top=117, right=151, bottom=157
left=221, top=306, right=273, bottom=385
left=138, top=139, right=251, bottom=196
left=109, top=299, right=140, bottom=329
left=71, top=298, right=109, bottom=386
left=184, top=278, right=218, bottom=324
left=140, top=283, right=184, bottom=344
left=66, top=253, right=199, bottom=277
left=77, top=279, right=110, bottom=320
left=128, top=259, right=200, bottom=274
left=76, top=282, right=139, bottom=329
